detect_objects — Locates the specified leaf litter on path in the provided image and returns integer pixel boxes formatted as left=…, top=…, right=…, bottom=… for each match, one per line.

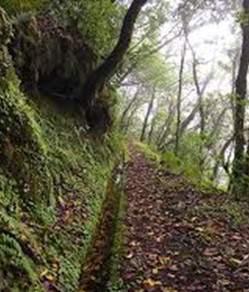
left=119, top=147, right=249, bottom=292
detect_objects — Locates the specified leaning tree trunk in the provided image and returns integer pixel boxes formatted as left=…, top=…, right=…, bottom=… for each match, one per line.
left=156, top=102, right=175, bottom=149
left=148, top=111, right=157, bottom=145
left=175, top=41, right=186, bottom=155
left=81, top=0, right=148, bottom=108
left=232, top=0, right=249, bottom=195
left=120, top=88, right=140, bottom=130
left=192, top=53, right=206, bottom=172
left=140, top=87, right=156, bottom=142
left=124, top=105, right=138, bottom=134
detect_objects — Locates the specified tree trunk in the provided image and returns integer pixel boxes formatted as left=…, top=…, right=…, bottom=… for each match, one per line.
left=148, top=112, right=157, bottom=144
left=175, top=41, right=186, bottom=155
left=232, top=0, right=249, bottom=195
left=124, top=105, right=138, bottom=134
left=211, top=137, right=233, bottom=183
left=192, top=57, right=205, bottom=136
left=157, top=103, right=175, bottom=150
left=81, top=0, right=148, bottom=108
left=140, top=88, right=156, bottom=142
left=120, top=88, right=139, bottom=130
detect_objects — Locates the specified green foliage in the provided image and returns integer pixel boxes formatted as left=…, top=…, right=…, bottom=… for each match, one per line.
left=51, top=0, right=122, bottom=55
left=0, top=68, right=122, bottom=290
left=33, top=95, right=122, bottom=290
left=58, top=257, right=81, bottom=291
left=0, top=233, right=40, bottom=291
left=178, top=133, right=205, bottom=170
left=0, top=3, right=124, bottom=289
left=194, top=199, right=249, bottom=228
left=0, top=0, right=48, bottom=14
left=161, top=151, right=181, bottom=170
left=147, top=132, right=217, bottom=191
left=161, top=149, right=204, bottom=185
left=135, top=141, right=160, bottom=163
left=221, top=201, right=249, bottom=226
left=231, top=168, right=249, bottom=200
left=0, top=207, right=43, bottom=290
left=0, top=79, right=52, bottom=205
left=236, top=11, right=249, bottom=26
left=107, top=189, right=126, bottom=292
left=0, top=7, right=12, bottom=43
left=137, top=53, right=175, bottom=89
left=0, top=8, right=12, bottom=79
left=0, top=172, right=17, bottom=208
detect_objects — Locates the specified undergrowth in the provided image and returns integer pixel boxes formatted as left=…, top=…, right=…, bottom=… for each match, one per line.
left=135, top=141, right=214, bottom=190
left=134, top=141, right=160, bottom=163
left=136, top=142, right=249, bottom=228
left=107, top=178, right=127, bottom=292
left=1, top=0, right=48, bottom=14
left=0, top=69, right=122, bottom=290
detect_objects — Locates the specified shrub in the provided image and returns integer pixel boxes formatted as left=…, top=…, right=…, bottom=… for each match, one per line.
left=161, top=151, right=181, bottom=171
left=0, top=0, right=48, bottom=14
left=50, top=0, right=122, bottom=55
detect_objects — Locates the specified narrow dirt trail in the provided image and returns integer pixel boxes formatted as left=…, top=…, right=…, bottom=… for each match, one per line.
left=119, top=148, right=249, bottom=291
left=77, top=147, right=249, bottom=292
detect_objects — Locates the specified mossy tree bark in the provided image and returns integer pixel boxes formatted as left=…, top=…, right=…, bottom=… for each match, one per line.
left=81, top=0, right=148, bottom=108
left=232, top=0, right=249, bottom=195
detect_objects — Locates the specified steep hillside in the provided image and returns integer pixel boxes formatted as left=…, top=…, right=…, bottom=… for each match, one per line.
left=1, top=2, right=249, bottom=292
left=0, top=8, right=122, bottom=291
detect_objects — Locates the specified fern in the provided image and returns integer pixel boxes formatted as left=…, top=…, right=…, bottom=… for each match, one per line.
left=0, top=233, right=41, bottom=290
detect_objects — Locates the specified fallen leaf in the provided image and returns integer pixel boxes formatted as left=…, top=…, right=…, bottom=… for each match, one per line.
left=230, top=257, right=242, bottom=266
left=159, top=256, right=171, bottom=265
left=195, top=227, right=205, bottom=232
left=126, top=252, right=134, bottom=259
left=45, top=274, right=54, bottom=282
left=143, top=278, right=162, bottom=287
left=169, top=264, right=178, bottom=271
left=40, top=269, right=49, bottom=278
left=162, top=288, right=178, bottom=292
left=203, top=248, right=218, bottom=257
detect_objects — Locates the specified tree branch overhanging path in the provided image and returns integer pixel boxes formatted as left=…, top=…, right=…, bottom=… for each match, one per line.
left=81, top=0, right=148, bottom=111
left=80, top=0, right=249, bottom=193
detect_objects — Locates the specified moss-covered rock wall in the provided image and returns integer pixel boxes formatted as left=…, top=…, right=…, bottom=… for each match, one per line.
left=0, top=7, right=122, bottom=291
left=9, top=13, right=98, bottom=101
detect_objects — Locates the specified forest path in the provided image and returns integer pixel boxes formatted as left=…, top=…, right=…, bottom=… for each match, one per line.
left=78, top=146, right=249, bottom=292
left=119, top=146, right=249, bottom=291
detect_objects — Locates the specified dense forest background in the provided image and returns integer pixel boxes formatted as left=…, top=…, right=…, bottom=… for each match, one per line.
left=2, top=0, right=249, bottom=194
left=0, top=0, right=249, bottom=291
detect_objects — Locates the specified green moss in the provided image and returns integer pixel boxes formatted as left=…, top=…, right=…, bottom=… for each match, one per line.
left=51, top=0, right=122, bottom=55
left=0, top=233, right=41, bottom=291
left=0, top=73, right=122, bottom=290
left=192, top=199, right=249, bottom=227
left=0, top=80, right=51, bottom=205
left=134, top=141, right=161, bottom=163
left=107, top=190, right=127, bottom=292
left=0, top=0, right=48, bottom=14
left=0, top=8, right=12, bottom=79
left=0, top=8, right=122, bottom=289
left=221, top=201, right=249, bottom=226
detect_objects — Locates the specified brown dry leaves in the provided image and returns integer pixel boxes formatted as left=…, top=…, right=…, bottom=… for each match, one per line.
left=120, top=147, right=249, bottom=291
